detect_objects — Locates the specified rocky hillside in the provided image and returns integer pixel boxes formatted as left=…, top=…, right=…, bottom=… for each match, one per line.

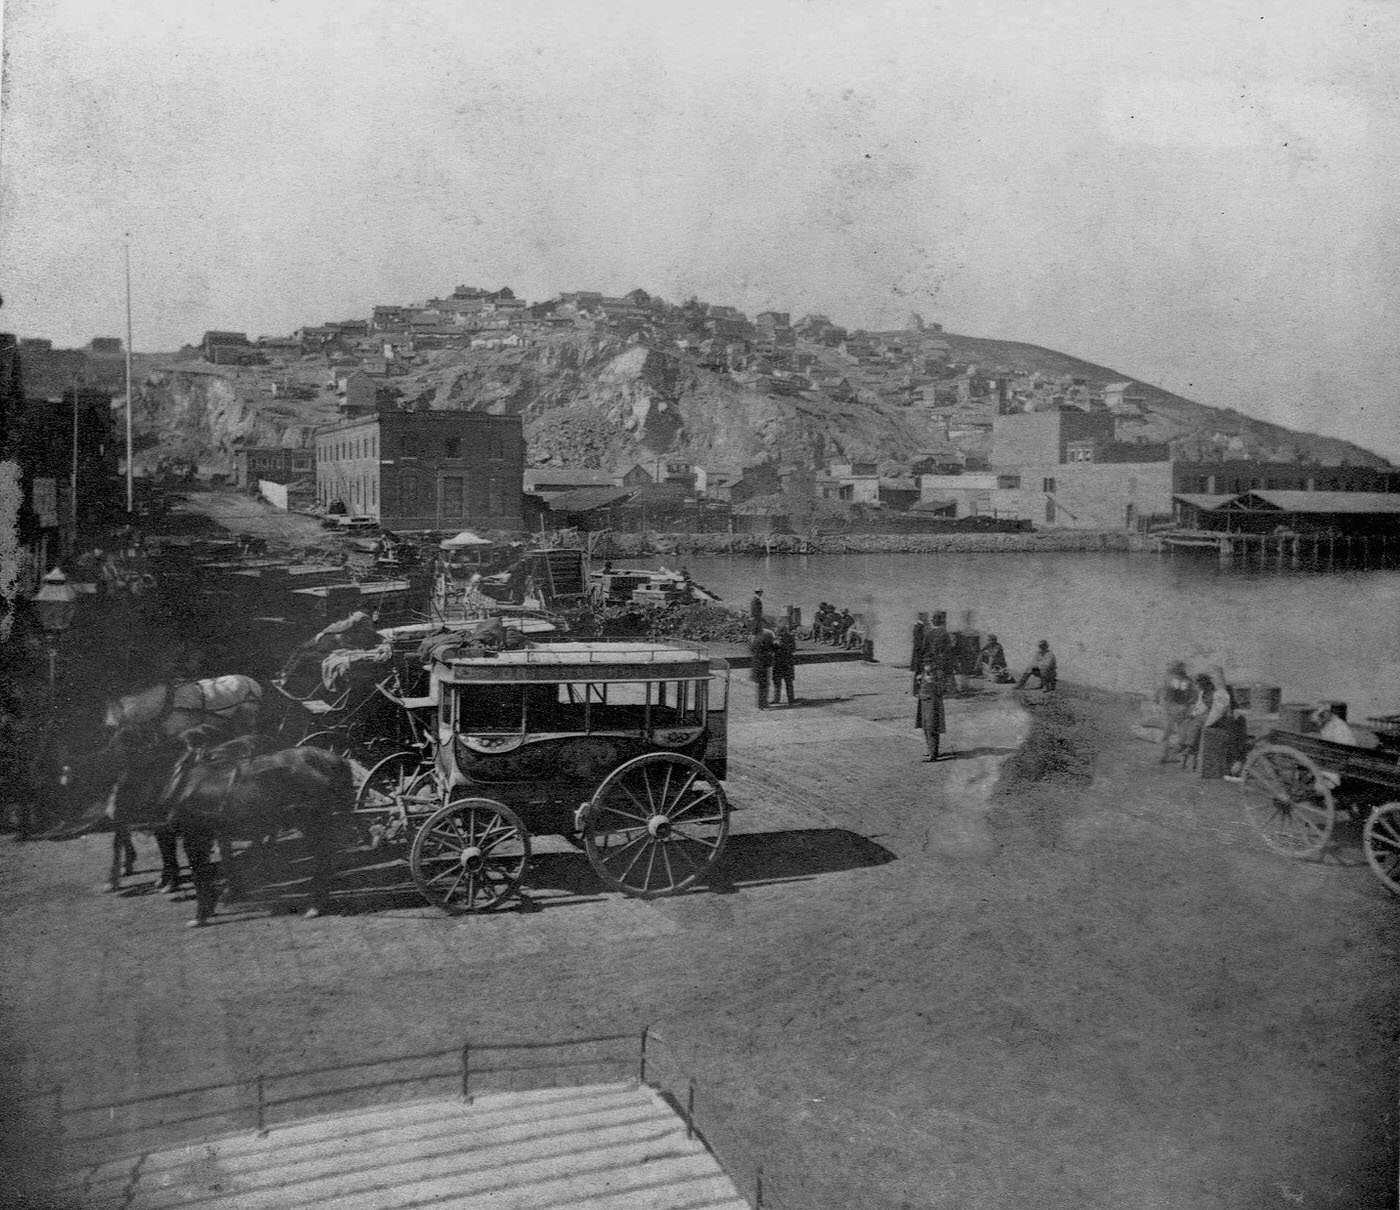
left=122, top=328, right=1390, bottom=479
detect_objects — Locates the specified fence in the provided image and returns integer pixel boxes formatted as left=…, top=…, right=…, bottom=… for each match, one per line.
left=20, top=1027, right=799, bottom=1208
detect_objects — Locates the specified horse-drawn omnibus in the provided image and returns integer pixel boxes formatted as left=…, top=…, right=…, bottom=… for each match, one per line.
left=358, top=641, right=732, bottom=913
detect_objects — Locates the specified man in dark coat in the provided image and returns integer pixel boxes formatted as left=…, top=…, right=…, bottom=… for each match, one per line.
left=749, top=588, right=765, bottom=633
left=771, top=619, right=797, bottom=705
left=749, top=624, right=776, bottom=709
left=915, top=657, right=947, bottom=761
left=909, top=611, right=929, bottom=694
left=920, top=610, right=954, bottom=672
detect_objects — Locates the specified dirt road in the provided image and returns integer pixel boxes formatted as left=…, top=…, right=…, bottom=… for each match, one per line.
left=2, top=665, right=1396, bottom=1209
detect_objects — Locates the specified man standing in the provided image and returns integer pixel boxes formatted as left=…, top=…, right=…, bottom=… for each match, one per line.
left=749, top=588, right=765, bottom=634
left=749, top=624, right=776, bottom=709
left=915, top=657, right=947, bottom=761
left=920, top=610, right=953, bottom=671
left=909, top=611, right=929, bottom=694
left=772, top=619, right=797, bottom=705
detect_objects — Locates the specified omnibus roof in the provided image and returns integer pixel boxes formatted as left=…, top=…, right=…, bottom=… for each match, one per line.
left=433, top=641, right=716, bottom=684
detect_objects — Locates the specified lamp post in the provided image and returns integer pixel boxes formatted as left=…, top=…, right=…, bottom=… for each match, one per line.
left=34, top=569, right=79, bottom=688
left=29, top=570, right=79, bottom=840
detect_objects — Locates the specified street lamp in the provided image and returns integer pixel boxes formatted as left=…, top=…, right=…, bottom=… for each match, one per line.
left=34, top=568, right=79, bottom=687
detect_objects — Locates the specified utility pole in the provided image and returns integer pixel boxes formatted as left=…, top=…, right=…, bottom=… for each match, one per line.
left=124, top=235, right=135, bottom=515
left=70, top=376, right=80, bottom=556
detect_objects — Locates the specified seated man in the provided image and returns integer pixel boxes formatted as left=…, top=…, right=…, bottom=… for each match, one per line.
left=977, top=634, right=1013, bottom=683
left=1312, top=704, right=1380, bottom=749
left=1016, top=640, right=1058, bottom=690
left=1176, top=673, right=1231, bottom=755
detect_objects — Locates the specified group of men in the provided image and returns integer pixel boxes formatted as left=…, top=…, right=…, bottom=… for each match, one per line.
left=747, top=590, right=797, bottom=709
left=909, top=613, right=1058, bottom=762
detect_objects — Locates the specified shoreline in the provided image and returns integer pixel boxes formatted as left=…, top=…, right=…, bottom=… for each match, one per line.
left=595, top=529, right=1145, bottom=557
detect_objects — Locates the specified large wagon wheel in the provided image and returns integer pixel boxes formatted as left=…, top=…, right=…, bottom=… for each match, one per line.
left=1240, top=743, right=1336, bottom=858
left=355, top=750, right=438, bottom=846
left=409, top=798, right=531, bottom=913
left=582, top=753, right=729, bottom=898
left=1362, top=802, right=1400, bottom=895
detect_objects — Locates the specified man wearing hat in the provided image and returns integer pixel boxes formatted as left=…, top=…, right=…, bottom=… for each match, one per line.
left=1016, top=640, right=1058, bottom=691
left=749, top=588, right=765, bottom=634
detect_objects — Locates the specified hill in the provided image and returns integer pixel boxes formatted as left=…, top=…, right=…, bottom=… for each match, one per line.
left=119, top=322, right=1390, bottom=480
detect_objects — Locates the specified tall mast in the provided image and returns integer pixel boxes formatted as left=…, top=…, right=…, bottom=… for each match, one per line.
left=124, top=235, right=134, bottom=514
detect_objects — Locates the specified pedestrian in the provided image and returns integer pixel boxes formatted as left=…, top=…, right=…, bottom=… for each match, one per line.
left=1154, top=660, right=1196, bottom=762
left=1016, top=640, right=1058, bottom=690
left=920, top=610, right=953, bottom=670
left=749, top=587, right=765, bottom=634
left=909, top=611, right=929, bottom=694
left=749, top=624, right=776, bottom=709
left=772, top=619, right=797, bottom=705
left=915, top=657, right=948, bottom=761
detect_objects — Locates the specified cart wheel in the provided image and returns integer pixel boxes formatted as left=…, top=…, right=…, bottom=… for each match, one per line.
left=1363, top=802, right=1400, bottom=895
left=583, top=753, right=729, bottom=898
left=1240, top=743, right=1336, bottom=858
left=356, top=750, right=437, bottom=818
left=409, top=798, right=530, bottom=913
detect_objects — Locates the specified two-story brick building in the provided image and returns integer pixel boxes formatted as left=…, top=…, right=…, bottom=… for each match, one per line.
left=315, top=410, right=524, bottom=531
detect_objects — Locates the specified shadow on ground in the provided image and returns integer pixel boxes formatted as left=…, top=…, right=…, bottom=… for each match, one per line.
left=162, top=827, right=898, bottom=919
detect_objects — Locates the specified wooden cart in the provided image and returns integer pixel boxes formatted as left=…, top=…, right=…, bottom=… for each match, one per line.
left=1239, top=725, right=1400, bottom=893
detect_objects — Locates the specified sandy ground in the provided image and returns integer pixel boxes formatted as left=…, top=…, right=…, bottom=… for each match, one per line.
left=173, top=488, right=333, bottom=548
left=1, top=665, right=1397, bottom=1209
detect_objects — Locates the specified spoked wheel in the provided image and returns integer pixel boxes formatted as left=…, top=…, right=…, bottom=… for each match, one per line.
left=355, top=750, right=435, bottom=811
left=409, top=798, right=531, bottom=913
left=295, top=730, right=353, bottom=756
left=1240, top=744, right=1336, bottom=858
left=582, top=753, right=729, bottom=898
left=1363, top=802, right=1400, bottom=895
left=355, top=751, right=438, bottom=847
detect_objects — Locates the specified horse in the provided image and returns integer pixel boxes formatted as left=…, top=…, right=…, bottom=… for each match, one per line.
left=103, top=675, right=264, bottom=738
left=58, top=722, right=260, bottom=896
left=108, top=738, right=355, bottom=927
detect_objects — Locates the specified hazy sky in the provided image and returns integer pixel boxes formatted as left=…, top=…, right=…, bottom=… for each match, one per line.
left=3, top=0, right=1397, bottom=459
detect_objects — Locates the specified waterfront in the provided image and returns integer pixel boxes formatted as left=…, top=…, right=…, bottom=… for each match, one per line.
left=671, top=550, right=1400, bottom=721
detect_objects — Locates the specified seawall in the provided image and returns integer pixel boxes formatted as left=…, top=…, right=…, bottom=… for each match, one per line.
left=599, top=530, right=1143, bottom=557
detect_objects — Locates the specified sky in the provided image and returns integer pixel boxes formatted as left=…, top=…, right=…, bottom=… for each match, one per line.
left=2, top=0, right=1397, bottom=460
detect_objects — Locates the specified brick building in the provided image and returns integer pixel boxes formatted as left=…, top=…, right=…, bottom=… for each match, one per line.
left=234, top=446, right=315, bottom=490
left=315, top=410, right=524, bottom=531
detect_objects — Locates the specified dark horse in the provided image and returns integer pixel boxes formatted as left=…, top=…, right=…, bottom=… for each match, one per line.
left=108, top=738, right=355, bottom=926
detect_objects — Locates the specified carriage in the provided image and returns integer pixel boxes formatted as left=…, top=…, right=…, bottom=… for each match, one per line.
left=352, top=640, right=733, bottom=913
left=1238, top=715, right=1400, bottom=894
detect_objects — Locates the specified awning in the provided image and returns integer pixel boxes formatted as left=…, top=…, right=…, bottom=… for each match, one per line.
left=439, top=530, right=495, bottom=549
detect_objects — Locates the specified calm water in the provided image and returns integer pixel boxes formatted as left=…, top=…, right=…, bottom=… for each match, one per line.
left=662, top=551, right=1400, bottom=721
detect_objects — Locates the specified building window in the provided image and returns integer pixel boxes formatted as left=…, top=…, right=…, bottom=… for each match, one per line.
left=1042, top=477, right=1056, bottom=494
left=399, top=473, right=419, bottom=510
left=488, top=476, right=503, bottom=515
left=1045, top=499, right=1056, bottom=522
left=445, top=437, right=461, bottom=457
left=489, top=431, right=504, bottom=459
left=403, top=435, right=418, bottom=457
left=442, top=476, right=464, bottom=515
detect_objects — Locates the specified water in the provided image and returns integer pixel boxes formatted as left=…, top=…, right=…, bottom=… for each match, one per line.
left=664, top=551, right=1400, bottom=722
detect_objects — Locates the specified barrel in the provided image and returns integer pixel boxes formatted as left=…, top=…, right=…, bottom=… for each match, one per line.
left=1277, top=702, right=1313, bottom=734
left=1250, top=684, right=1282, bottom=714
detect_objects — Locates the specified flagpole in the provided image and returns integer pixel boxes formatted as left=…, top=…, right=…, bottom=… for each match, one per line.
left=124, top=235, right=134, bottom=515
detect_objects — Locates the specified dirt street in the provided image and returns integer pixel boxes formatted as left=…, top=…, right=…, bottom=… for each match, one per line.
left=2, top=663, right=1396, bottom=1209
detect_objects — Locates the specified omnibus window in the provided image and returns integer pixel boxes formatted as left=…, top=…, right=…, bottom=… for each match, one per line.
left=653, top=680, right=705, bottom=727
left=454, top=685, right=524, bottom=732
